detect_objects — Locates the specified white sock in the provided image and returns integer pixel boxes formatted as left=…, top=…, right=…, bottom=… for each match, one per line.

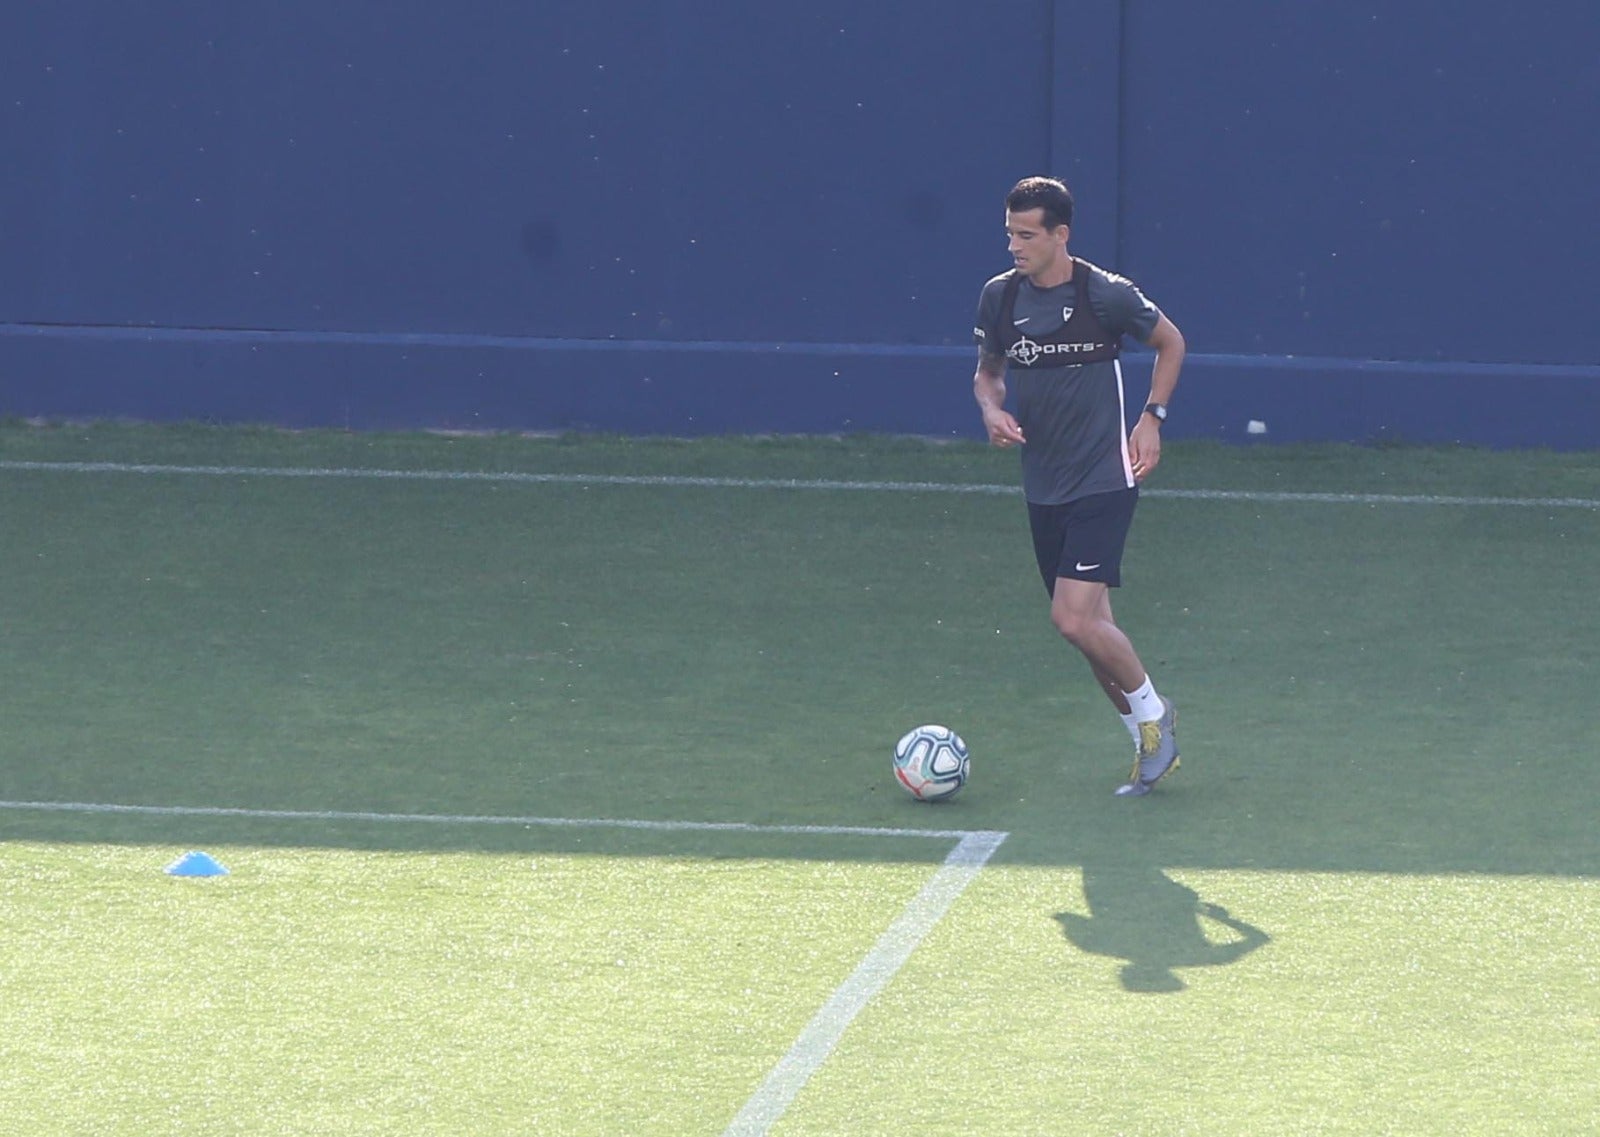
left=1119, top=711, right=1142, bottom=746
left=1125, top=675, right=1163, bottom=723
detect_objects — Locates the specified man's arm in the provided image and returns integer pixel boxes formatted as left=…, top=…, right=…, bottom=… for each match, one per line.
left=974, top=352, right=1025, bottom=447
left=1143, top=313, right=1185, bottom=408
left=1127, top=313, right=1185, bottom=480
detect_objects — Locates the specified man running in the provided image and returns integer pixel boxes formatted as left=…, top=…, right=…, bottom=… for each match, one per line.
left=971, top=176, right=1187, bottom=796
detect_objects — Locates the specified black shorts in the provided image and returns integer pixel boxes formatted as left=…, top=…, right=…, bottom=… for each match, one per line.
left=1028, top=487, right=1139, bottom=593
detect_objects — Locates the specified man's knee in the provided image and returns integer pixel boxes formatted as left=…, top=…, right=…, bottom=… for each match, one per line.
left=1051, top=603, right=1096, bottom=645
left=1050, top=580, right=1113, bottom=646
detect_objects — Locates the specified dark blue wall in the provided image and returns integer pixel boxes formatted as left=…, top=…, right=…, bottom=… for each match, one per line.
left=1118, top=3, right=1599, bottom=366
left=3, top=1, right=1597, bottom=446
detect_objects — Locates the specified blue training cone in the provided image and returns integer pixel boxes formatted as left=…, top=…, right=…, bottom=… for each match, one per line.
left=166, top=850, right=229, bottom=877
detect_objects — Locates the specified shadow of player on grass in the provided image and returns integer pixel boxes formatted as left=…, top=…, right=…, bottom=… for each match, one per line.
left=1056, top=861, right=1270, bottom=993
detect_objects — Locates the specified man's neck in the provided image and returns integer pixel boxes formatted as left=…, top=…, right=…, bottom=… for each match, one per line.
left=1027, top=254, right=1074, bottom=289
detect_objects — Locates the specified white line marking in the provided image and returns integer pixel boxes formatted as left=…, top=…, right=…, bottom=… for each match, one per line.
left=0, top=799, right=974, bottom=841
left=721, top=829, right=1008, bottom=1137
left=0, top=798, right=1006, bottom=1133
left=1, top=459, right=1596, bottom=509
left=1150, top=487, right=1600, bottom=509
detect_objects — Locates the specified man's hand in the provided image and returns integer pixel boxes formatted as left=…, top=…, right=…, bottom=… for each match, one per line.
left=1128, top=414, right=1161, bottom=481
left=974, top=356, right=1024, bottom=447
left=984, top=407, right=1026, bottom=448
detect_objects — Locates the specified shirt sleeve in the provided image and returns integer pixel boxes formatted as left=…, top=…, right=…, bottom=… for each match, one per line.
left=1088, top=269, right=1161, bottom=344
left=973, top=276, right=1007, bottom=357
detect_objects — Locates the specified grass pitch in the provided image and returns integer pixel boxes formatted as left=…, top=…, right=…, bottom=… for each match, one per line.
left=0, top=422, right=1596, bottom=1135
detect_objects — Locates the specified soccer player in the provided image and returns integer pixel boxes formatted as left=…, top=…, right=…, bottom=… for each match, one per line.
left=972, top=176, right=1186, bottom=797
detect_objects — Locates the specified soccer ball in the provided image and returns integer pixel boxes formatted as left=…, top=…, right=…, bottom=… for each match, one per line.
left=892, top=725, right=970, bottom=801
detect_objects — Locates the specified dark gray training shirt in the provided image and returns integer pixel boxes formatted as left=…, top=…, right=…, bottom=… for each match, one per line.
left=974, top=259, right=1161, bottom=504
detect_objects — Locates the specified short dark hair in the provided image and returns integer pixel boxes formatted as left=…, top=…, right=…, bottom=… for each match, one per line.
left=1005, top=176, right=1074, bottom=230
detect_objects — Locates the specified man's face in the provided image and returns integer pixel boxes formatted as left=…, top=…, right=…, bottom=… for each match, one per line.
left=1005, top=207, right=1069, bottom=277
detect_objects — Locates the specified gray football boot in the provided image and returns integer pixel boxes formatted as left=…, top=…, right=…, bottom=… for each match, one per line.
left=1114, top=697, right=1179, bottom=797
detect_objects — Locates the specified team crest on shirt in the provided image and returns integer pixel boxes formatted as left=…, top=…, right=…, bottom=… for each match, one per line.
left=1061, top=305, right=1075, bottom=322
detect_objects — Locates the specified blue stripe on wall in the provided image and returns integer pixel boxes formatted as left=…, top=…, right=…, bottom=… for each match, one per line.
left=5, top=322, right=1595, bottom=448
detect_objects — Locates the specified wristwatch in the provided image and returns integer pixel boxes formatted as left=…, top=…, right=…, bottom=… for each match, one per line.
left=1143, top=403, right=1168, bottom=424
